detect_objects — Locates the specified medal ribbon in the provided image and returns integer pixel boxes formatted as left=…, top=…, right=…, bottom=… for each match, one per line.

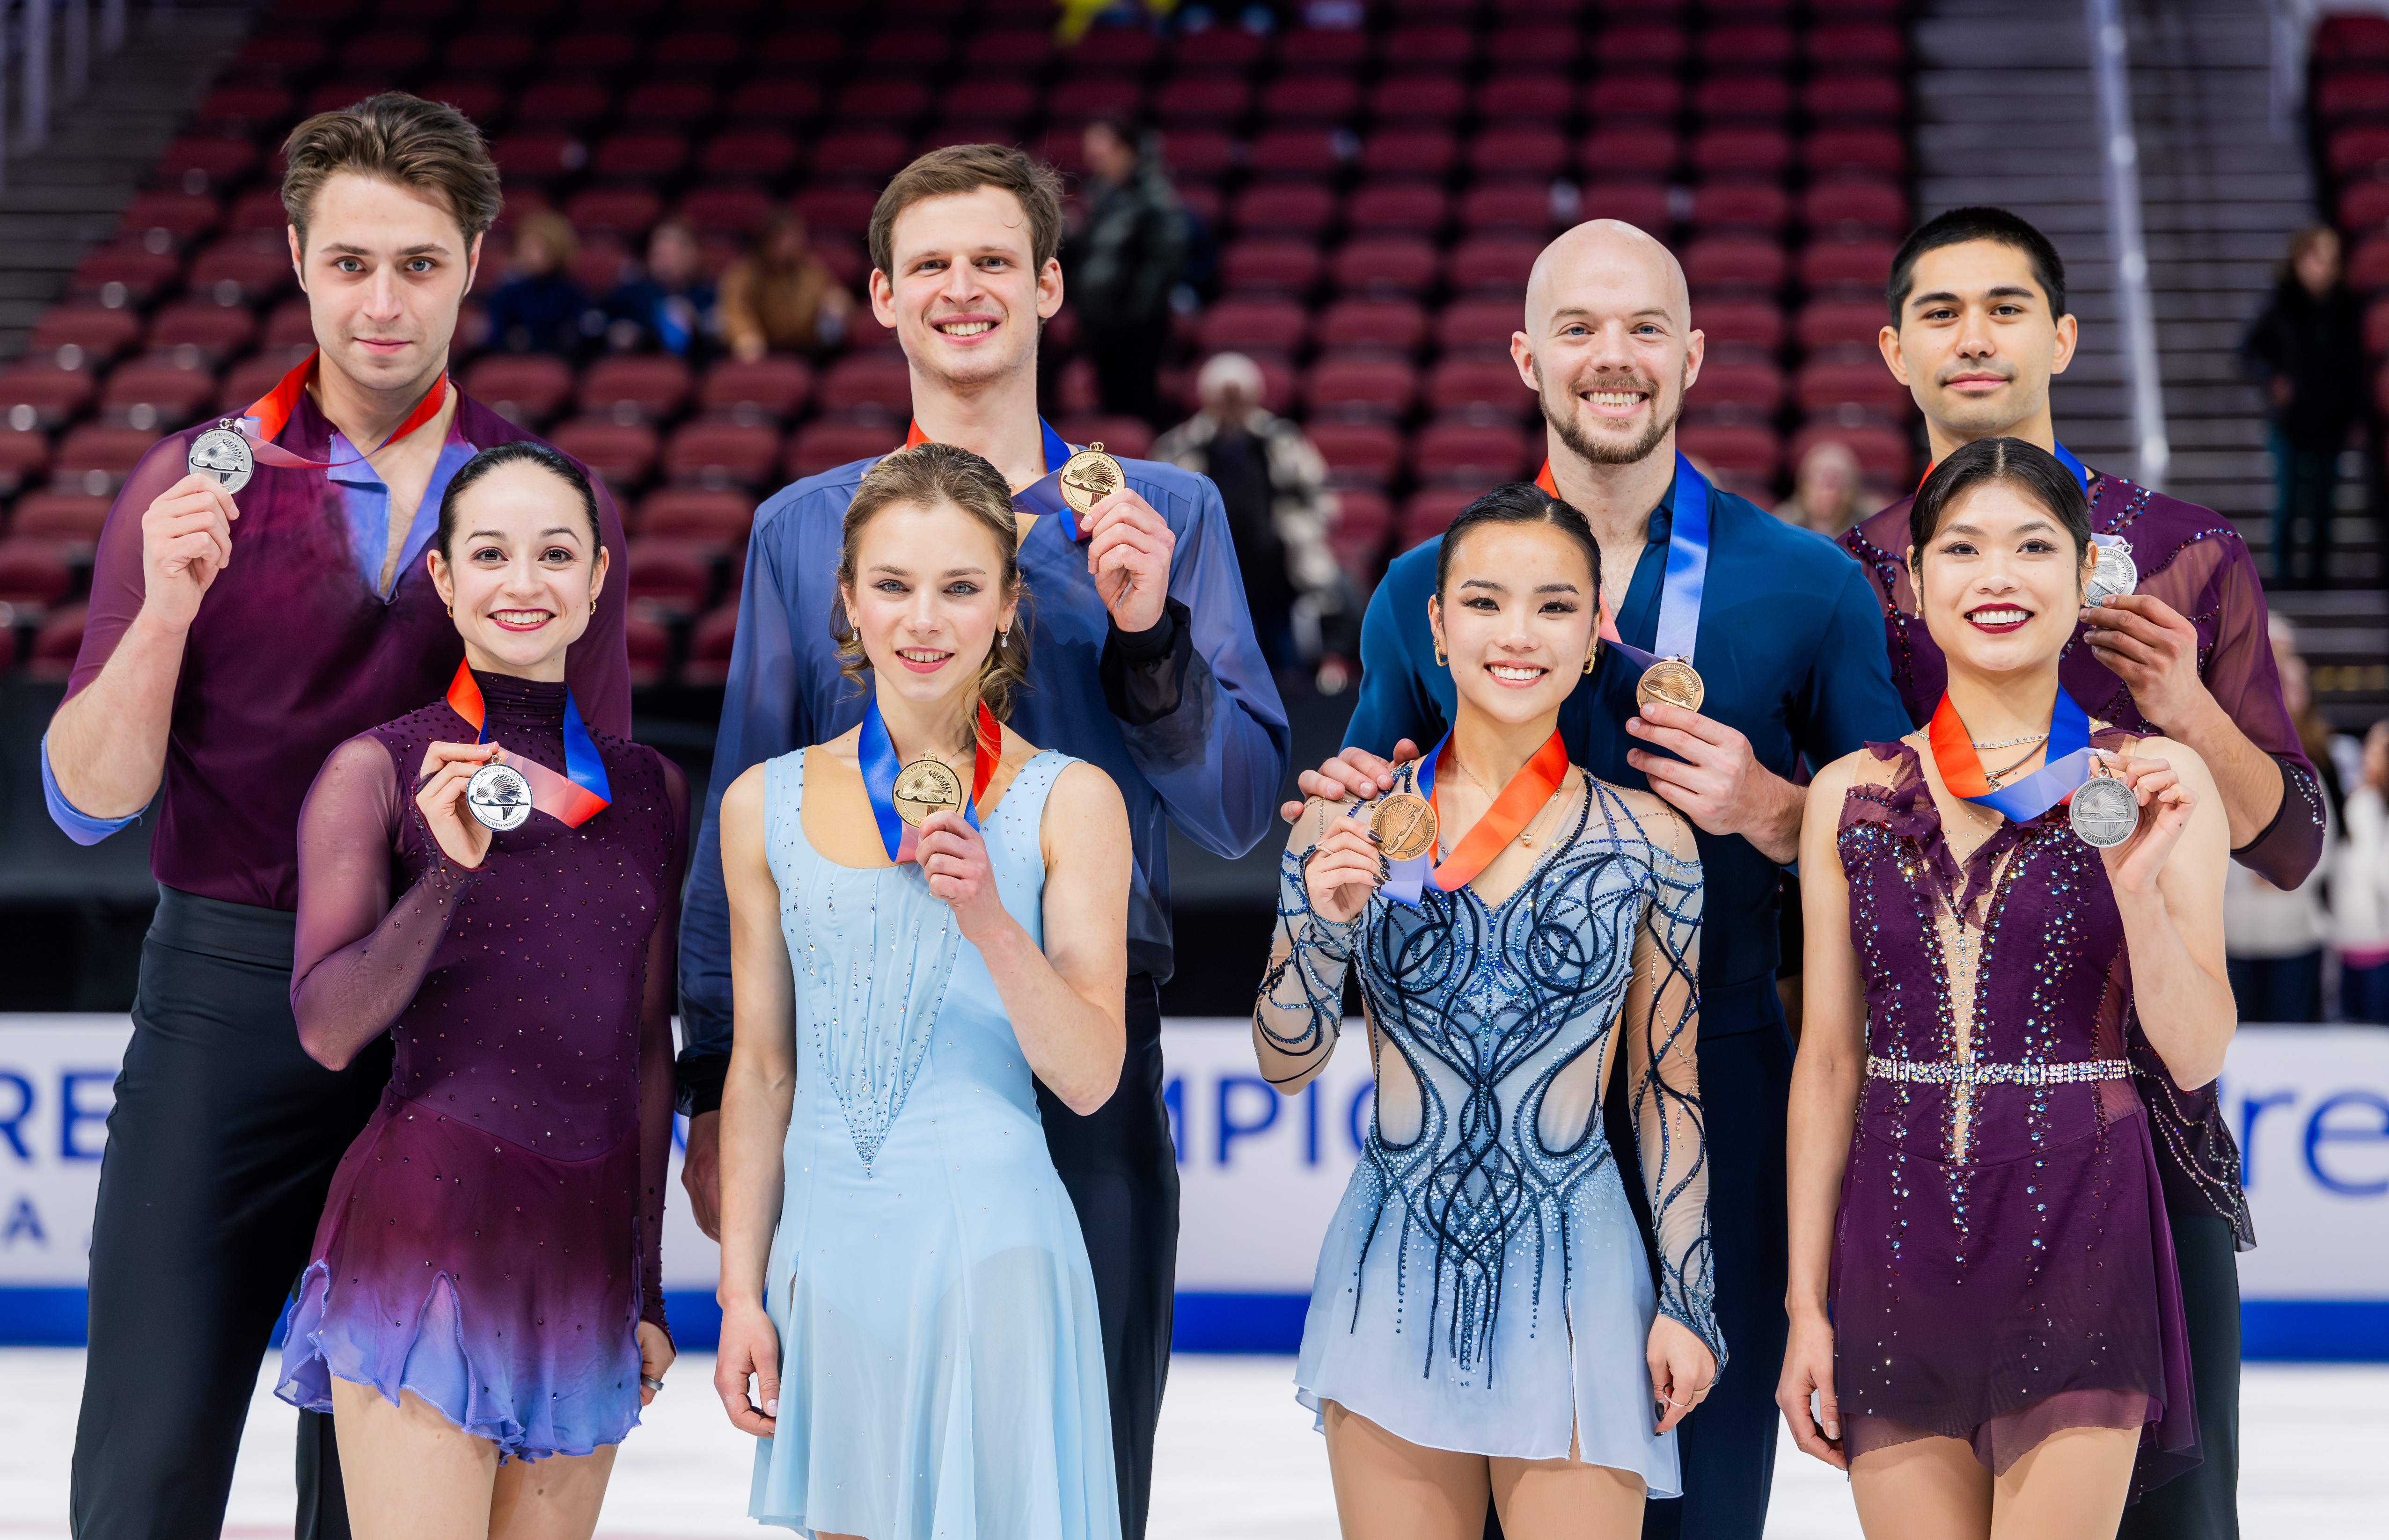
left=1926, top=686, right=2103, bottom=824
left=1382, top=730, right=1571, bottom=905
left=903, top=418, right=1091, bottom=541
left=445, top=663, right=613, bottom=827
left=858, top=697, right=1003, bottom=863
left=1535, top=453, right=1711, bottom=672
left=226, top=349, right=450, bottom=471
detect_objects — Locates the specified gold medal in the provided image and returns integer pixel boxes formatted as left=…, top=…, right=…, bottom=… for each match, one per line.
left=892, top=758, right=963, bottom=826
left=1635, top=657, right=1704, bottom=713
left=1057, top=440, right=1126, bottom=517
left=1371, top=791, right=1439, bottom=863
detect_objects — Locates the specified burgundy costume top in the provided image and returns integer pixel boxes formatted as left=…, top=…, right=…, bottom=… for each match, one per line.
left=60, top=389, right=631, bottom=910
left=1842, top=474, right=2320, bottom=1247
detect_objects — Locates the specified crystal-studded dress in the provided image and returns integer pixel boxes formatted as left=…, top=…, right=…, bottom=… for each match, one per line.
left=274, top=671, right=686, bottom=1462
left=1832, top=737, right=2198, bottom=1492
left=1257, top=771, right=1719, bottom=1495
left=747, top=748, right=1118, bottom=1540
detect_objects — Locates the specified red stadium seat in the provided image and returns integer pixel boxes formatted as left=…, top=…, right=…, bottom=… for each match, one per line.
left=1246, top=128, right=1342, bottom=179
left=10, top=492, right=110, bottom=540
left=1332, top=238, right=1439, bottom=297
left=1346, top=183, right=1449, bottom=237
left=571, top=241, right=636, bottom=297
left=1801, top=238, right=1899, bottom=290
left=1072, top=25, right=1159, bottom=68
left=1807, top=23, right=1905, bottom=70
left=551, top=29, right=641, bottom=73
left=1477, top=75, right=1572, bottom=125
left=1791, top=422, right=1912, bottom=485
left=1700, top=23, right=1792, bottom=70
left=0, top=429, right=50, bottom=495
left=654, top=30, right=744, bottom=75
left=699, top=358, right=813, bottom=420
left=223, top=350, right=305, bottom=415
left=2350, top=232, right=2389, bottom=292
left=491, top=133, right=587, bottom=185
left=464, top=355, right=576, bottom=426
left=1317, top=298, right=1430, bottom=355
left=1794, top=358, right=1912, bottom=415
left=625, top=537, right=717, bottom=619
left=1585, top=77, right=1683, bottom=121
left=1805, top=129, right=1906, bottom=177
left=1447, top=236, right=1540, bottom=295
left=228, top=189, right=289, bottom=234
left=624, top=613, right=671, bottom=688
left=1677, top=423, right=1779, bottom=482
left=2341, top=179, right=2389, bottom=230
left=1458, top=183, right=1556, bottom=234
left=1158, top=129, right=1235, bottom=180
left=442, top=29, right=539, bottom=78
left=1199, top=297, right=1311, bottom=355
left=681, top=185, right=775, bottom=238
left=1049, top=75, right=1143, bottom=124
left=153, top=139, right=258, bottom=190
left=1800, top=74, right=1903, bottom=123
left=0, top=365, right=95, bottom=431
left=2330, top=126, right=2389, bottom=176
left=1361, top=130, right=1459, bottom=180
left=1222, top=240, right=1323, bottom=294
left=1797, top=299, right=1892, bottom=354
left=515, top=79, right=610, bottom=130
left=1303, top=354, right=1418, bottom=420
left=1689, top=182, right=1789, bottom=232
left=1803, top=180, right=1908, bottom=235
left=1485, top=26, right=1580, bottom=74
left=1399, top=487, right=1478, bottom=546
left=590, top=133, right=690, bottom=183
left=1053, top=415, right=1154, bottom=460
left=581, top=356, right=694, bottom=423
left=725, top=80, right=825, bottom=125
left=1280, top=27, right=1370, bottom=73
left=1684, top=237, right=1788, bottom=291
left=1694, top=75, right=1791, bottom=123
left=1154, top=75, right=1250, bottom=127
left=338, top=29, right=432, bottom=73
left=1691, top=127, right=1792, bottom=176
left=122, top=191, right=220, bottom=245
left=1685, top=359, right=1784, bottom=414
left=795, top=187, right=879, bottom=236
left=1469, top=128, right=1568, bottom=181
left=32, top=306, right=141, bottom=367
left=1594, top=23, right=1689, bottom=69
left=966, top=25, right=1056, bottom=71
left=566, top=188, right=663, bottom=238
left=1581, top=127, right=1679, bottom=178
left=1414, top=420, right=1528, bottom=485
left=819, top=353, right=912, bottom=418
left=937, top=80, right=1035, bottom=124
left=788, top=419, right=895, bottom=478
left=813, top=129, right=909, bottom=181
left=1263, top=74, right=1362, bottom=125
left=622, top=81, right=717, bottom=125
left=0, top=541, right=75, bottom=608
left=1328, top=487, right=1392, bottom=575
left=1425, top=357, right=1533, bottom=418
left=53, top=425, right=160, bottom=493
left=26, top=601, right=89, bottom=678
left=1308, top=421, right=1403, bottom=487
left=2318, top=14, right=2389, bottom=65
left=1363, top=73, right=1466, bottom=126
left=1233, top=184, right=1335, bottom=238
left=188, top=240, right=297, bottom=306
left=1176, top=26, right=1266, bottom=71
left=195, top=84, right=294, bottom=130
left=1382, top=25, right=1474, bottom=69
left=1436, top=297, right=1525, bottom=355
left=71, top=244, right=179, bottom=307
left=664, top=421, right=782, bottom=489
left=101, top=362, right=215, bottom=429
left=700, top=132, right=801, bottom=185
left=146, top=302, right=257, bottom=363
left=682, top=604, right=740, bottom=687
left=1579, top=181, right=1674, bottom=230
left=550, top=420, right=661, bottom=488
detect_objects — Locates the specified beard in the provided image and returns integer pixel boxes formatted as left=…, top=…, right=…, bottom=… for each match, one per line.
left=1537, top=362, right=1687, bottom=468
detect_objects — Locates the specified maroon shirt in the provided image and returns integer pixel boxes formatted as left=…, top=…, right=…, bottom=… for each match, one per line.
left=65, top=389, right=631, bottom=912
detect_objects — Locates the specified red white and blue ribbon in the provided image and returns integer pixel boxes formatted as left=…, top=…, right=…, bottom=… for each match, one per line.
left=1379, top=729, right=1572, bottom=905
left=859, top=696, right=1002, bottom=863
left=903, top=417, right=1092, bottom=542
left=445, top=662, right=612, bottom=828
left=1536, top=452, right=1711, bottom=675
left=1927, top=686, right=2101, bottom=824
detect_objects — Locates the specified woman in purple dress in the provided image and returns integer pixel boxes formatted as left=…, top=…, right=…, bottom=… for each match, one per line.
left=275, top=441, right=685, bottom=1539
left=1780, top=438, right=2231, bottom=1535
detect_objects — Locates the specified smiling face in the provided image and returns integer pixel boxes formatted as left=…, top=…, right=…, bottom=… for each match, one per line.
left=290, top=171, right=481, bottom=398
left=1512, top=220, right=1703, bottom=469
left=1430, top=521, right=1600, bottom=729
left=427, top=460, right=606, bottom=678
left=1884, top=239, right=2078, bottom=447
left=1909, top=479, right=2095, bottom=681
left=869, top=186, right=1063, bottom=394
left=841, top=497, right=1021, bottom=712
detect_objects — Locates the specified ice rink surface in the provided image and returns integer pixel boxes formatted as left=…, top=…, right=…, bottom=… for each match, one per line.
left=0, top=1350, right=2381, bottom=1538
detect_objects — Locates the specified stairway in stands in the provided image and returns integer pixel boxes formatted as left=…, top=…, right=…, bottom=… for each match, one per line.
left=0, top=6, right=252, bottom=359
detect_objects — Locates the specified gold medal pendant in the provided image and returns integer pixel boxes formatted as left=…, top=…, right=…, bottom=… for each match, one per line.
left=892, top=758, right=964, bottom=826
left=1370, top=791, right=1439, bottom=862
left=1635, top=657, right=1705, bottom=713
left=1058, top=441, right=1126, bottom=517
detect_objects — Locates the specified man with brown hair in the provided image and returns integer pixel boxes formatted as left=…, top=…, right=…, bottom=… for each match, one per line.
left=680, top=143, right=1287, bottom=1540
left=44, top=92, right=630, bottom=1539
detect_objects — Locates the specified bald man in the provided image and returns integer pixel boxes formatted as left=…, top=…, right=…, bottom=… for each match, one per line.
left=1297, top=221, right=1909, bottom=1540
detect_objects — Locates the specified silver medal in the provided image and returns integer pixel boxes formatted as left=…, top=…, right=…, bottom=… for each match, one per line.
left=2085, top=535, right=2138, bottom=606
left=465, top=761, right=532, bottom=832
left=2069, top=773, right=2138, bottom=848
left=187, top=424, right=254, bottom=495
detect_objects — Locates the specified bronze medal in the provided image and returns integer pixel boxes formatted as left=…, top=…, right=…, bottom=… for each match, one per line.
left=1635, top=657, right=1704, bottom=713
left=892, top=757, right=964, bottom=827
left=1371, top=791, right=1439, bottom=863
left=1057, top=440, right=1126, bottom=517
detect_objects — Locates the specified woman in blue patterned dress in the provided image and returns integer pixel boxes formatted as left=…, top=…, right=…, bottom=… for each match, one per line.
left=710, top=443, right=1132, bottom=1540
left=1254, top=484, right=1721, bottom=1538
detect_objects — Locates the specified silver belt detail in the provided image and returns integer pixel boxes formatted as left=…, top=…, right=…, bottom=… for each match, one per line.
left=1867, top=1055, right=2131, bottom=1087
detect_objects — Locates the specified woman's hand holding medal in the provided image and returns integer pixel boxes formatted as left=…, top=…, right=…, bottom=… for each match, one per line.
left=915, top=808, right=1006, bottom=939
left=139, top=473, right=240, bottom=630
left=2091, top=753, right=2198, bottom=897
left=1304, top=812, right=1386, bottom=925
left=414, top=741, right=498, bottom=869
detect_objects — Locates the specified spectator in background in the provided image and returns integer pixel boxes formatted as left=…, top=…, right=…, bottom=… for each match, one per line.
left=2241, top=225, right=2363, bottom=589
left=2336, top=722, right=2389, bottom=1023
left=607, top=218, right=718, bottom=361
left=1772, top=438, right=1864, bottom=538
left=484, top=210, right=589, bottom=360
left=1151, top=351, right=1356, bottom=681
left=1069, top=119, right=1185, bottom=425
left=2226, top=615, right=2338, bottom=1021
left=717, top=211, right=851, bottom=361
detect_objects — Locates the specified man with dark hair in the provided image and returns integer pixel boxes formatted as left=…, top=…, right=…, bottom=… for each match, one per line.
left=677, top=143, right=1287, bottom=1540
left=1843, top=204, right=2321, bottom=1540
left=44, top=92, right=631, bottom=1540
left=1291, top=219, right=1910, bottom=1540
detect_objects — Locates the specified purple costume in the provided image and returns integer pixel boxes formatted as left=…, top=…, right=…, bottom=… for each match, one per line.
left=1831, top=733, right=2197, bottom=1493
left=274, top=672, right=687, bottom=1461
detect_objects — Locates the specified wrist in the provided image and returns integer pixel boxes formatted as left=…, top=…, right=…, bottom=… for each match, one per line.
left=127, top=601, right=193, bottom=644
left=2145, top=678, right=2223, bottom=744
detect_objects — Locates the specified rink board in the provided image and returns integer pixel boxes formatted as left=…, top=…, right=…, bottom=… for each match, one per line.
left=2, top=1015, right=2386, bottom=1358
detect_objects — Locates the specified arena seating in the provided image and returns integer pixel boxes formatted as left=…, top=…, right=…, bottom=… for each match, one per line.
left=0, top=0, right=1913, bottom=688
left=2315, top=11, right=2389, bottom=494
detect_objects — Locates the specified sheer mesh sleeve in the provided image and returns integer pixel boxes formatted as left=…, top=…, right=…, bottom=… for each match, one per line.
left=289, top=736, right=480, bottom=1058
left=638, top=755, right=691, bottom=1336
left=2191, top=541, right=2324, bottom=887
left=1624, top=831, right=1721, bottom=1366
left=1253, top=801, right=1366, bottom=1088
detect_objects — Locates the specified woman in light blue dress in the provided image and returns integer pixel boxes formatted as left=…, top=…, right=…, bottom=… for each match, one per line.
left=711, top=443, right=1132, bottom=1540
left=1255, top=484, right=1722, bottom=1538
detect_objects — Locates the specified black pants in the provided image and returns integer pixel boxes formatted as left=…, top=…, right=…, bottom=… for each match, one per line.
left=1033, top=973, right=1178, bottom=1540
left=2227, top=951, right=2324, bottom=1024
left=2268, top=433, right=2338, bottom=588
left=70, top=888, right=388, bottom=1540
left=2117, top=1210, right=2241, bottom=1540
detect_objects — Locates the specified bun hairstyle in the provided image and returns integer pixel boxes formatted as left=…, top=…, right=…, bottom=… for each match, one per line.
left=835, top=442, right=1032, bottom=723
left=1907, top=437, right=2094, bottom=589
left=434, top=439, right=602, bottom=559
left=1433, top=481, right=1604, bottom=602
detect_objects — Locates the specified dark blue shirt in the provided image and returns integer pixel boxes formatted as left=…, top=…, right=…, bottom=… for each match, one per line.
left=1343, top=472, right=1908, bottom=1035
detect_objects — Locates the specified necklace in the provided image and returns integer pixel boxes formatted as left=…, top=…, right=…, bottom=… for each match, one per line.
left=1968, top=732, right=2047, bottom=751
left=1982, top=741, right=2046, bottom=791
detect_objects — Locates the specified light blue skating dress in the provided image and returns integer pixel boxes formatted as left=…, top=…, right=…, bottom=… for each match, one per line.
left=1257, top=772, right=1722, bottom=1496
left=749, top=747, right=1119, bottom=1540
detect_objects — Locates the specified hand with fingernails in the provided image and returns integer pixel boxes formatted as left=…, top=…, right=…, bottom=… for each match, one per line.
left=1776, top=1311, right=1846, bottom=1469
left=915, top=808, right=1008, bottom=944
left=1304, top=809, right=1388, bottom=925
left=139, top=472, right=240, bottom=632
left=636, top=1321, right=674, bottom=1406
left=2094, top=753, right=2199, bottom=898
left=413, top=740, right=498, bottom=868
left=714, top=1296, right=781, bottom=1437
left=1279, top=738, right=1426, bottom=825
left=1649, top=1314, right=1717, bottom=1436
left=2079, top=592, right=2210, bottom=735
left=1077, top=486, right=1175, bottom=634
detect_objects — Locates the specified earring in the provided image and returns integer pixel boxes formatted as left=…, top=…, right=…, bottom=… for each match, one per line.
left=999, top=626, right=1009, bottom=648
left=1583, top=646, right=1598, bottom=675
left=446, top=605, right=454, bottom=618
left=589, top=596, right=598, bottom=614
left=1432, top=637, right=1447, bottom=668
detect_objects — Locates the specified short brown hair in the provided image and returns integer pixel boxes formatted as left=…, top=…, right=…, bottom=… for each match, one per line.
left=867, top=143, right=1063, bottom=281
left=281, top=92, right=503, bottom=252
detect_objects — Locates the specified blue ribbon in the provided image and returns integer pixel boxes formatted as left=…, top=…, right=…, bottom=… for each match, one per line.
left=1957, top=688, right=2103, bottom=825
left=1375, top=735, right=1452, bottom=906
left=462, top=678, right=612, bottom=806
left=1606, top=453, right=1711, bottom=674
left=2052, top=439, right=2090, bottom=494
left=859, top=698, right=982, bottom=862
left=1007, top=419, right=1090, bottom=541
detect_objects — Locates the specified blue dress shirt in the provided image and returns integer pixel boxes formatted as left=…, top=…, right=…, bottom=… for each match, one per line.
left=1342, top=471, right=1909, bottom=1034
left=677, top=453, right=1291, bottom=1107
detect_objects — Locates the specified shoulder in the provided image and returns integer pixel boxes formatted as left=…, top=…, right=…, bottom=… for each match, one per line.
left=751, top=460, right=874, bottom=543
left=1713, top=487, right=1864, bottom=574
left=1119, top=455, right=1221, bottom=525
left=1807, top=745, right=1881, bottom=803
left=2111, top=731, right=2217, bottom=788
left=1373, top=537, right=1441, bottom=604
left=1038, top=757, right=1129, bottom=853
left=1595, top=778, right=1697, bottom=863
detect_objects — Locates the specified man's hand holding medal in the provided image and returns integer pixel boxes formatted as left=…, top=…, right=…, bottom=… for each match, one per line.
left=139, top=473, right=241, bottom=630
left=1062, top=444, right=1176, bottom=635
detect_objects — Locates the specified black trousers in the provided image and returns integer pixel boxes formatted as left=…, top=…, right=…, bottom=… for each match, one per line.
left=2117, top=1210, right=2241, bottom=1540
left=1033, top=972, right=1179, bottom=1540
left=70, top=888, right=388, bottom=1540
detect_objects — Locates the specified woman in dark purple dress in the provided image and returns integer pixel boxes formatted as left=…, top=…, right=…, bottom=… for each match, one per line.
left=1780, top=439, right=2232, bottom=1536
left=273, top=442, right=686, bottom=1540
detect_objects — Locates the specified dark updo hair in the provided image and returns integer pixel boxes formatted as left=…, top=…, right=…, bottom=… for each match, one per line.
left=434, top=440, right=603, bottom=559
left=1907, top=438, right=2092, bottom=583
left=1434, top=482, right=1603, bottom=602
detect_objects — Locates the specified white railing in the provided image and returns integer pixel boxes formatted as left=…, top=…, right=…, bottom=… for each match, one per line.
left=2086, top=0, right=2172, bottom=491
left=0, top=0, right=142, bottom=190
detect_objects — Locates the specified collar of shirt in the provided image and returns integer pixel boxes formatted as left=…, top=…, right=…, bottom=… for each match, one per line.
left=326, top=419, right=480, bottom=600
